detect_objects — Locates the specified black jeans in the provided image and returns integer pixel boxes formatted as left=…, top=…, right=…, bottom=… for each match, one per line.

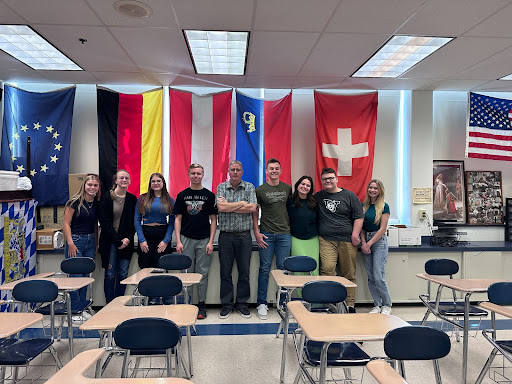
left=218, top=231, right=252, bottom=307
left=137, top=225, right=172, bottom=268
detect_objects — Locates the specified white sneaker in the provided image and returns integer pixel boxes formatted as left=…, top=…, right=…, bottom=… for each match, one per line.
left=81, top=311, right=93, bottom=319
left=257, top=304, right=268, bottom=320
left=381, top=306, right=392, bottom=315
left=72, top=315, right=83, bottom=323
left=369, top=306, right=381, bottom=314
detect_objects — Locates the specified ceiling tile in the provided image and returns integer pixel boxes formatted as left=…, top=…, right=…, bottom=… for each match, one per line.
left=0, top=51, right=30, bottom=70
left=423, top=79, right=490, bottom=91
left=244, top=76, right=295, bottom=89
left=170, top=74, right=245, bottom=88
left=301, top=33, right=389, bottom=77
left=254, top=0, right=338, bottom=32
left=91, top=71, right=153, bottom=85
left=452, top=46, right=512, bottom=80
left=327, top=0, right=424, bottom=34
left=472, top=80, right=512, bottom=92
left=0, top=69, right=52, bottom=83
left=464, top=2, right=512, bottom=37
left=4, top=0, right=102, bottom=25
left=380, top=78, right=441, bottom=90
left=293, top=77, right=345, bottom=89
left=38, top=70, right=99, bottom=84
left=397, top=0, right=512, bottom=36
left=0, top=3, right=25, bottom=24
left=247, top=31, right=319, bottom=76
left=339, top=77, right=393, bottom=90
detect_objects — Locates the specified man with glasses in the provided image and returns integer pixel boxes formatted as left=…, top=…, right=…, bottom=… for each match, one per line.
left=314, top=167, right=363, bottom=312
left=216, top=160, right=257, bottom=319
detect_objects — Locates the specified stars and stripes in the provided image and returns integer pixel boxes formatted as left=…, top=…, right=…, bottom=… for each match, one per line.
left=466, top=92, right=512, bottom=161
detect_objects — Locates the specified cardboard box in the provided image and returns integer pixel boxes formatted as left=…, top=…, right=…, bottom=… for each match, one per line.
left=387, top=226, right=399, bottom=247
left=36, top=228, right=63, bottom=250
left=68, top=173, right=87, bottom=198
left=387, top=225, right=422, bottom=246
left=0, top=170, right=19, bottom=191
left=37, top=206, right=65, bottom=229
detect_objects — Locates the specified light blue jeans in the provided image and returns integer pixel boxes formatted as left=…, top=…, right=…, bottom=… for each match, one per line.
left=257, top=232, right=291, bottom=305
left=363, top=232, right=392, bottom=307
left=64, top=233, right=96, bottom=303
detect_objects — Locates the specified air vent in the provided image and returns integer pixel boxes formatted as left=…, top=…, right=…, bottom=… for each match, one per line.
left=114, top=0, right=152, bottom=19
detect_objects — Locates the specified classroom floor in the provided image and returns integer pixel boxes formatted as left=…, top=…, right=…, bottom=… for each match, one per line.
left=9, top=303, right=512, bottom=384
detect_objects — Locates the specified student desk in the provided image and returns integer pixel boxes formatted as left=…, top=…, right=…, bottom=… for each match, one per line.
left=416, top=273, right=508, bottom=384
left=0, top=312, right=43, bottom=338
left=271, top=270, right=357, bottom=383
left=121, top=269, right=202, bottom=304
left=80, top=296, right=198, bottom=378
left=0, top=273, right=94, bottom=359
left=367, top=360, right=408, bottom=384
left=46, top=348, right=193, bottom=384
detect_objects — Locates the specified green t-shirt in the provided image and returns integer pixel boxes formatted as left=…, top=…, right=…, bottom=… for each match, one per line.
left=256, top=181, right=292, bottom=233
left=363, top=202, right=390, bottom=232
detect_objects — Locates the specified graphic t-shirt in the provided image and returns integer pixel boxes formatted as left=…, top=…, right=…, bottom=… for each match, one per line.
left=174, top=187, right=217, bottom=239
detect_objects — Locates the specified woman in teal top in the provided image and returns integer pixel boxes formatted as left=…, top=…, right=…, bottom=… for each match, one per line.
left=360, top=179, right=392, bottom=314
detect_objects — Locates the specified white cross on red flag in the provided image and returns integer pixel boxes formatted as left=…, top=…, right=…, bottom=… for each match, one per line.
left=314, top=91, right=378, bottom=200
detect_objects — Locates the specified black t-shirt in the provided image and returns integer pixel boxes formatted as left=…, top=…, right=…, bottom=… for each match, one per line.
left=174, top=187, right=217, bottom=239
left=70, top=199, right=98, bottom=235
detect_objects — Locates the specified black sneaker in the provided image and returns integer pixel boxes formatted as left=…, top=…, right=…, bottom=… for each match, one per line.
left=197, top=302, right=207, bottom=319
left=236, top=304, right=251, bottom=319
left=219, top=306, right=232, bottom=319
left=348, top=306, right=356, bottom=313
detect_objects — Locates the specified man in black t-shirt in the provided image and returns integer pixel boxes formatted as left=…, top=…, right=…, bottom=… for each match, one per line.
left=174, top=164, right=218, bottom=319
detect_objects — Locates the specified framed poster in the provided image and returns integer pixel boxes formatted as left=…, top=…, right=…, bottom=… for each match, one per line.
left=433, top=160, right=466, bottom=223
left=465, top=171, right=504, bottom=225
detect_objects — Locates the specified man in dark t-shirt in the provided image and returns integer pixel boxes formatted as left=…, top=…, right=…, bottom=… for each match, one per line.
left=174, top=163, right=217, bottom=319
left=314, top=167, right=363, bottom=311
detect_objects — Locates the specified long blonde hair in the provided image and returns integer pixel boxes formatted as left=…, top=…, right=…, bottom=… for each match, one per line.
left=362, top=179, right=385, bottom=224
left=65, top=174, right=101, bottom=215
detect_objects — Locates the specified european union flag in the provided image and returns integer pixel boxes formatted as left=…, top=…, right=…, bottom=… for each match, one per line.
left=0, top=85, right=76, bottom=206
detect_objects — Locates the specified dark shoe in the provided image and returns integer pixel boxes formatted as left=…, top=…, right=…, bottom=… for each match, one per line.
left=219, top=306, right=232, bottom=319
left=236, top=304, right=251, bottom=319
left=197, top=302, right=207, bottom=319
left=348, top=306, right=356, bottom=313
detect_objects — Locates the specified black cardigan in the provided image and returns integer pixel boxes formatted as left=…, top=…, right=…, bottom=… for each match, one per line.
left=98, top=191, right=137, bottom=268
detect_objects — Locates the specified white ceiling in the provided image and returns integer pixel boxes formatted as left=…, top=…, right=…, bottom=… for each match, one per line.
left=2, top=0, right=512, bottom=91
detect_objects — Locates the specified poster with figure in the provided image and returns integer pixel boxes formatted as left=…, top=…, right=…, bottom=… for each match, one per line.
left=465, top=171, right=504, bottom=225
left=433, top=161, right=466, bottom=223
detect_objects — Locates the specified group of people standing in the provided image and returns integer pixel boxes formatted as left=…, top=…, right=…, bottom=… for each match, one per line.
left=61, top=159, right=392, bottom=321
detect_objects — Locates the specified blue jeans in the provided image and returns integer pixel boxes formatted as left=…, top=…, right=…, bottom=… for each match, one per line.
left=104, top=243, right=130, bottom=304
left=64, top=233, right=96, bottom=303
left=257, top=232, right=291, bottom=305
left=363, top=233, right=392, bottom=307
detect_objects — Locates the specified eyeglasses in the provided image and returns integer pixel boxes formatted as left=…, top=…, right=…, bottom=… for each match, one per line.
left=229, top=168, right=243, bottom=173
left=321, top=176, right=336, bottom=182
left=117, top=176, right=130, bottom=180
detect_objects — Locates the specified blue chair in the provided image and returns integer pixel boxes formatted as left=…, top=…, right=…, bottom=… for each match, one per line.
left=113, top=317, right=184, bottom=378
left=276, top=256, right=318, bottom=337
left=137, top=275, right=183, bottom=306
left=384, top=326, right=451, bottom=384
left=158, top=254, right=192, bottom=304
left=292, top=280, right=370, bottom=384
left=420, top=259, right=487, bottom=340
left=1, top=280, right=63, bottom=383
left=475, top=282, right=512, bottom=384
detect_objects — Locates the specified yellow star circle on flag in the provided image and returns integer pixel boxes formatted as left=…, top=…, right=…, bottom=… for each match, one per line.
left=21, top=125, right=29, bottom=132
left=46, top=125, right=54, bottom=133
left=13, top=132, right=20, bottom=140
left=30, top=169, right=37, bottom=177
left=16, top=165, right=25, bottom=173
left=33, top=122, right=41, bottom=130
left=50, top=155, right=58, bottom=163
left=54, top=143, right=63, bottom=151
left=40, top=164, right=48, bottom=172
left=52, top=132, right=60, bottom=139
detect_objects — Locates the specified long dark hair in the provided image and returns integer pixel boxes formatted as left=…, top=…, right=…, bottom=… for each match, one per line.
left=291, top=175, right=317, bottom=210
left=138, top=172, right=173, bottom=215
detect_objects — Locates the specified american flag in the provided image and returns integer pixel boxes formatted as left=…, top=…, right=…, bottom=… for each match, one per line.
left=466, top=92, right=512, bottom=161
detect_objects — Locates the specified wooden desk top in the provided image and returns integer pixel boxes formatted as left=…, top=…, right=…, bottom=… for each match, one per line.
left=80, top=296, right=198, bottom=331
left=121, top=269, right=202, bottom=286
left=0, top=312, right=43, bottom=338
left=416, top=273, right=508, bottom=293
left=46, top=348, right=193, bottom=384
left=367, top=360, right=408, bottom=384
left=0, top=275, right=93, bottom=291
left=271, top=270, right=356, bottom=288
left=287, top=301, right=409, bottom=343
left=480, top=302, right=512, bottom=318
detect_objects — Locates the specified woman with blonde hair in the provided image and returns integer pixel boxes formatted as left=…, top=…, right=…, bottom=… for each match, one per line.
left=63, top=173, right=101, bottom=304
left=134, top=172, right=175, bottom=268
left=360, top=179, right=392, bottom=315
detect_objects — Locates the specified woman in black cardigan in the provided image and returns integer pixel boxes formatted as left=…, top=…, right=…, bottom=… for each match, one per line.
left=98, top=170, right=137, bottom=304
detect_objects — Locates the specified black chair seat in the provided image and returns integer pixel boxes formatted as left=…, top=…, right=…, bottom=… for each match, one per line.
left=304, top=340, right=370, bottom=367
left=497, top=340, right=512, bottom=354
left=0, top=338, right=54, bottom=365
left=429, top=301, right=487, bottom=317
left=37, top=299, right=92, bottom=315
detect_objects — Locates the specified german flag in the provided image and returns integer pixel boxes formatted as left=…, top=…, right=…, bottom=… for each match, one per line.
left=97, top=87, right=162, bottom=197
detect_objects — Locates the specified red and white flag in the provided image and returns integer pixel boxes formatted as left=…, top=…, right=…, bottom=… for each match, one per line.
left=169, top=89, right=232, bottom=198
left=314, top=91, right=378, bottom=200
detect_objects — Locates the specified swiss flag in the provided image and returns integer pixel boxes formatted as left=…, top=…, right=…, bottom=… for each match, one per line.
left=314, top=91, right=378, bottom=200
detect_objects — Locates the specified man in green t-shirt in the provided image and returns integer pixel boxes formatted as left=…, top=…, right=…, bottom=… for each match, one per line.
left=252, top=158, right=292, bottom=320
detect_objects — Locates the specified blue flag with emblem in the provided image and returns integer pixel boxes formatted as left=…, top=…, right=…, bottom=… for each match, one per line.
left=0, top=85, right=76, bottom=206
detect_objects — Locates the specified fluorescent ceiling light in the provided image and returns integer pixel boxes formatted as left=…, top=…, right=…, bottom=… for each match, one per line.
left=499, top=74, right=512, bottom=80
left=0, top=25, right=82, bottom=71
left=184, top=30, right=249, bottom=75
left=352, top=35, right=453, bottom=78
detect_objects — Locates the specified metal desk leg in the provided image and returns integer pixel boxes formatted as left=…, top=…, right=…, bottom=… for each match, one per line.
left=319, top=342, right=329, bottom=384
left=65, top=291, right=74, bottom=359
left=186, top=325, right=193, bottom=377
left=280, top=299, right=290, bottom=383
left=462, top=292, right=471, bottom=384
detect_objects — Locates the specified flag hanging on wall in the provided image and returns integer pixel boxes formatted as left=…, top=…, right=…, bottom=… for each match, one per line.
left=169, top=89, right=232, bottom=198
left=314, top=91, right=378, bottom=201
left=0, top=85, right=75, bottom=206
left=97, top=87, right=162, bottom=197
left=466, top=92, right=512, bottom=161
left=235, top=91, right=292, bottom=188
